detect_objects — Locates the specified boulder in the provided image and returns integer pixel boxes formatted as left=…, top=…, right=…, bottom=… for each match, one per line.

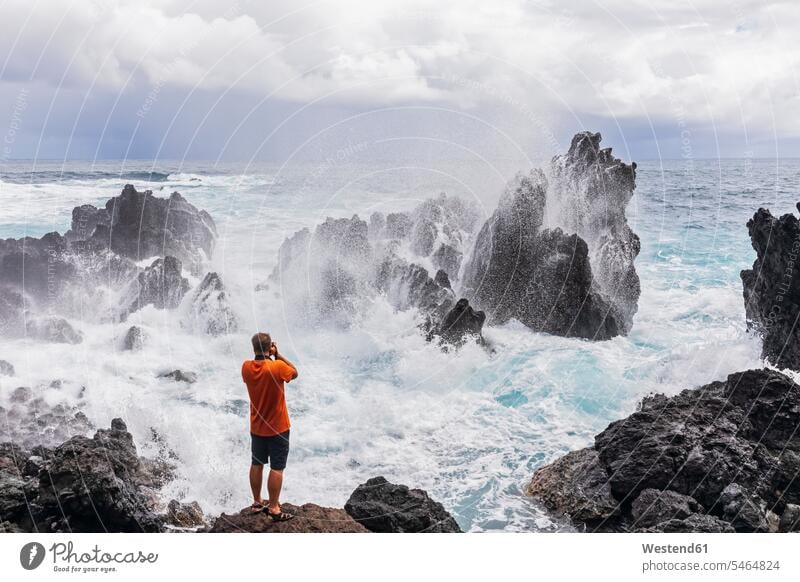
left=158, top=370, right=197, bottom=384
left=0, top=359, right=14, bottom=376
left=527, top=368, right=800, bottom=532
left=121, top=326, right=146, bottom=351
left=741, top=204, right=800, bottom=370
left=28, top=419, right=164, bottom=532
left=345, top=476, right=461, bottom=532
left=526, top=448, right=619, bottom=529
left=433, top=298, right=485, bottom=346
left=630, top=489, right=703, bottom=529
left=120, top=256, right=189, bottom=318
left=209, top=503, right=368, bottom=533
left=185, top=272, right=238, bottom=336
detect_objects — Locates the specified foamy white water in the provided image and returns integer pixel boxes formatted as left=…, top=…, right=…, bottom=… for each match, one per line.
left=1, top=158, right=791, bottom=531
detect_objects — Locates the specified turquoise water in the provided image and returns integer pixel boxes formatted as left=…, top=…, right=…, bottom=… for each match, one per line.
left=0, top=158, right=795, bottom=531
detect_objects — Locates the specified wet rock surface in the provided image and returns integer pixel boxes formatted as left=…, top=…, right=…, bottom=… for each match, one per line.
left=741, top=204, right=800, bottom=370
left=120, top=256, right=189, bottom=318
left=527, top=368, right=800, bottom=532
left=270, top=194, right=482, bottom=346
left=345, top=476, right=462, bottom=532
left=463, top=170, right=620, bottom=339
left=184, top=272, right=238, bottom=336
left=0, top=186, right=215, bottom=327
left=0, top=419, right=185, bottom=533
left=432, top=298, right=485, bottom=346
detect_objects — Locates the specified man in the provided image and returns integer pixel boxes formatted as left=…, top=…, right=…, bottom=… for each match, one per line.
left=241, top=332, right=298, bottom=521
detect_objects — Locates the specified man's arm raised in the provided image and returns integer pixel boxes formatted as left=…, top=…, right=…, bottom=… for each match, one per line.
left=270, top=342, right=299, bottom=381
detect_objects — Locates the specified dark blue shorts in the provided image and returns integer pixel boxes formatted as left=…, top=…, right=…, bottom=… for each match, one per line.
left=250, top=430, right=290, bottom=470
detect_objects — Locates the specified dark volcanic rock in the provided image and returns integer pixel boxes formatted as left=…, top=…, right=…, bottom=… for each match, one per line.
left=527, top=368, right=800, bottom=532
left=0, top=186, right=215, bottom=322
left=185, top=272, right=238, bottom=336
left=642, top=514, right=735, bottom=533
left=158, top=369, right=197, bottom=384
left=433, top=298, right=485, bottom=346
left=121, top=325, right=146, bottom=351
left=631, top=489, right=703, bottom=529
left=0, top=233, right=75, bottom=302
left=463, top=170, right=619, bottom=339
left=27, top=419, right=164, bottom=532
left=121, top=256, right=189, bottom=318
left=462, top=132, right=640, bottom=339
left=0, top=419, right=205, bottom=533
left=741, top=205, right=800, bottom=370
left=549, top=132, right=640, bottom=333
left=526, top=448, right=619, bottom=528
left=0, top=359, right=14, bottom=376
left=779, top=503, right=800, bottom=532
left=210, top=503, right=368, bottom=533
left=345, top=476, right=461, bottom=532
left=81, top=185, right=216, bottom=274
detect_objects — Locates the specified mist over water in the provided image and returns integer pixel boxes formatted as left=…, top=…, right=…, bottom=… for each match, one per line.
left=1, top=158, right=793, bottom=531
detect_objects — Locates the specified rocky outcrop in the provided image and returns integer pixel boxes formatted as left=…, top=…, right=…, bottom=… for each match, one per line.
left=462, top=132, right=639, bottom=340
left=0, top=186, right=215, bottom=325
left=209, top=503, right=369, bottom=533
left=120, top=256, right=189, bottom=319
left=345, top=476, right=462, bottom=532
left=269, top=195, right=482, bottom=346
left=463, top=171, right=620, bottom=339
left=741, top=204, right=800, bottom=370
left=527, top=369, right=798, bottom=532
left=73, top=185, right=216, bottom=274
left=184, top=272, right=238, bottom=336
left=0, top=419, right=182, bottom=533
left=548, top=132, right=641, bottom=332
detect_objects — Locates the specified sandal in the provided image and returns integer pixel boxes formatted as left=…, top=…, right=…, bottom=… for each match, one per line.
left=267, top=509, right=294, bottom=522
left=249, top=501, right=268, bottom=514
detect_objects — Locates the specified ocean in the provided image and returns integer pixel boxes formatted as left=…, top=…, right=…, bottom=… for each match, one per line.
left=0, top=157, right=796, bottom=531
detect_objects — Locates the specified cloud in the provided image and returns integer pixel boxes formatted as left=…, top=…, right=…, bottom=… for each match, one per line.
left=0, top=0, right=797, bottom=157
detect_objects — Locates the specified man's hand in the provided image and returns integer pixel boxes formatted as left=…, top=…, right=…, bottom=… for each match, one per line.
left=269, top=342, right=278, bottom=359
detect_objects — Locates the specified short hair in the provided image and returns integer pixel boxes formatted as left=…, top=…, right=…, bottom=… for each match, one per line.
left=251, top=332, right=272, bottom=355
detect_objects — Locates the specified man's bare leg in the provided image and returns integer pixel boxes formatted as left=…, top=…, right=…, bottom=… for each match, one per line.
left=267, top=469, right=284, bottom=513
left=249, top=465, right=264, bottom=504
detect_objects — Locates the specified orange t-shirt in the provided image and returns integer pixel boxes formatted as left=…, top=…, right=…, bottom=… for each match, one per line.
left=241, top=358, right=296, bottom=437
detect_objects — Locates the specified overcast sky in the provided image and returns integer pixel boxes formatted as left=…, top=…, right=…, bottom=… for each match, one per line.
left=0, top=0, right=797, bottom=162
